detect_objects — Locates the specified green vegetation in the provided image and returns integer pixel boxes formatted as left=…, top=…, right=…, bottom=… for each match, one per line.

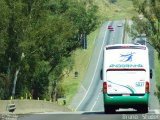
left=88, top=0, right=136, bottom=21
left=0, top=0, right=98, bottom=100
left=155, top=51, right=160, bottom=101
left=131, top=0, right=160, bottom=57
left=155, top=51, right=160, bottom=86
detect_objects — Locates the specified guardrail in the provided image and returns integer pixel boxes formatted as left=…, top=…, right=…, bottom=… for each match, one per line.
left=7, top=104, right=16, bottom=112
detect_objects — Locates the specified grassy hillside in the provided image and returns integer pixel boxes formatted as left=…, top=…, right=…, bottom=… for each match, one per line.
left=94, top=0, right=136, bottom=21
left=60, top=0, right=136, bottom=105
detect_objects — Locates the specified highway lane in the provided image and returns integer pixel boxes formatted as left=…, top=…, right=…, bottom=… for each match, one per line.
left=18, top=111, right=160, bottom=120
left=75, top=21, right=112, bottom=111
left=90, top=20, right=125, bottom=112
left=76, top=20, right=125, bottom=112
left=108, top=20, right=125, bottom=44
left=69, top=21, right=112, bottom=110
left=70, top=20, right=125, bottom=112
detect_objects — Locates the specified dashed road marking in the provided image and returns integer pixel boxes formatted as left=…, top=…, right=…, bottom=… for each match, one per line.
left=90, top=91, right=102, bottom=111
left=81, top=84, right=87, bottom=92
left=149, top=109, right=160, bottom=114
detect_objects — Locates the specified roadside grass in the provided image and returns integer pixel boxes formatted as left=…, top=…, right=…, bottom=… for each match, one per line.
left=60, top=0, right=135, bottom=106
left=155, top=51, right=160, bottom=101
left=94, top=0, right=136, bottom=21
left=112, top=0, right=136, bottom=19
left=61, top=29, right=99, bottom=105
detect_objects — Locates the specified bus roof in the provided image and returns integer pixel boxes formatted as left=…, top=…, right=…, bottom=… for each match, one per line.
left=105, top=44, right=147, bottom=50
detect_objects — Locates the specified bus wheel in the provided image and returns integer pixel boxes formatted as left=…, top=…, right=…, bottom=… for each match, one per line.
left=104, top=105, right=115, bottom=114
left=137, top=105, right=148, bottom=113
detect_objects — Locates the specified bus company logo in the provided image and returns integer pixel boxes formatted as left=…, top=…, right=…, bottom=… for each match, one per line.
left=120, top=52, right=135, bottom=62
left=109, top=64, right=143, bottom=68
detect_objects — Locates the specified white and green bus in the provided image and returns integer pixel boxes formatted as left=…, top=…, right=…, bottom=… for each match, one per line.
left=101, top=44, right=152, bottom=113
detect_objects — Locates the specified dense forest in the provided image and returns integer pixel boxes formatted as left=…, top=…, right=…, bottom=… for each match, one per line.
left=0, top=0, right=98, bottom=100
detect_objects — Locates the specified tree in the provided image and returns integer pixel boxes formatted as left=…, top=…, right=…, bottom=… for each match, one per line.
left=0, top=74, right=10, bottom=99
left=0, top=0, right=98, bottom=100
left=47, top=0, right=98, bottom=100
left=131, top=0, right=160, bottom=58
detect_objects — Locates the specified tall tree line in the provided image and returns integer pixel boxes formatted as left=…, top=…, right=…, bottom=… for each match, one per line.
left=131, top=0, right=160, bottom=58
left=0, top=0, right=98, bottom=100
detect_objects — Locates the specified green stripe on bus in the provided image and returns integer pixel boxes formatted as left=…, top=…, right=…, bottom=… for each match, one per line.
left=108, top=80, right=134, bottom=94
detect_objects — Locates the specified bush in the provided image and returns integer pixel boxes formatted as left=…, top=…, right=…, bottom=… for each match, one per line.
left=157, top=84, right=160, bottom=102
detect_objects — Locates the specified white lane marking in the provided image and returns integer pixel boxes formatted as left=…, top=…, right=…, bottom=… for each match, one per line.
left=127, top=20, right=133, bottom=43
left=111, top=31, right=115, bottom=44
left=81, top=84, right=87, bottom=92
left=149, top=109, right=160, bottom=114
left=121, top=20, right=125, bottom=44
left=35, top=112, right=84, bottom=114
left=117, top=108, right=136, bottom=112
left=155, top=109, right=160, bottom=114
left=90, top=100, right=97, bottom=112
left=75, top=22, right=109, bottom=111
left=114, top=20, right=124, bottom=44
left=90, top=90, right=102, bottom=111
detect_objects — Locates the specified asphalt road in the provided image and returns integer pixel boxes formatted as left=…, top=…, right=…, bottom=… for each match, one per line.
left=76, top=20, right=126, bottom=112
left=17, top=112, right=160, bottom=120
left=17, top=20, right=160, bottom=120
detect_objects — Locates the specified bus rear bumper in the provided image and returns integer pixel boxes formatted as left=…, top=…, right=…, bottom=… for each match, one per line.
left=103, top=93, right=149, bottom=108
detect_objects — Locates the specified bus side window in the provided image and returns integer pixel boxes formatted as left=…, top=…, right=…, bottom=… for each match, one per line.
left=100, top=69, right=103, bottom=80
left=150, top=69, right=153, bottom=79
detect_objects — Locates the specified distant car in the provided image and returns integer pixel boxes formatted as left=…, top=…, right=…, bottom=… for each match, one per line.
left=117, top=23, right=123, bottom=27
left=107, top=25, right=114, bottom=31
left=136, top=39, right=146, bottom=45
left=133, top=36, right=147, bottom=45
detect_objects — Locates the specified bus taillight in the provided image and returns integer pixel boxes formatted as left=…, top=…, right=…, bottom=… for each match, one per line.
left=103, top=82, right=107, bottom=93
left=145, top=81, right=149, bottom=93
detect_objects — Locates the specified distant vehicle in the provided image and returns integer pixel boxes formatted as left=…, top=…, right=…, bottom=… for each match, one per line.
left=107, top=25, right=114, bottom=31
left=117, top=23, right=123, bottom=27
left=101, top=44, right=151, bottom=113
left=135, top=40, right=146, bottom=45
left=133, top=37, right=147, bottom=45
